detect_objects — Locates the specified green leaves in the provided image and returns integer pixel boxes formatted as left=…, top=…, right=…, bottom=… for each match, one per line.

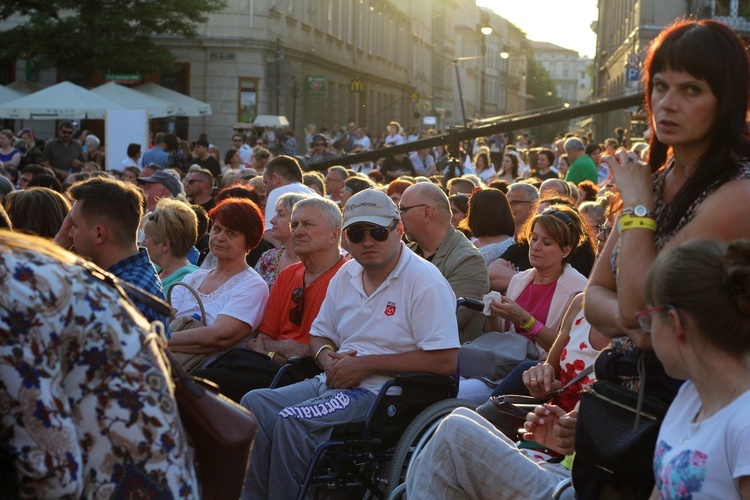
left=0, top=0, right=226, bottom=77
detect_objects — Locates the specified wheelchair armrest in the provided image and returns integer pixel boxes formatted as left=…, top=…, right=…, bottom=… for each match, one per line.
left=393, top=372, right=456, bottom=387
left=269, top=356, right=322, bottom=389
left=456, top=297, right=485, bottom=312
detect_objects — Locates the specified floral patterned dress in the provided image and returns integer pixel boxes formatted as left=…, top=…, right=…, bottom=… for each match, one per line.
left=0, top=240, right=198, bottom=498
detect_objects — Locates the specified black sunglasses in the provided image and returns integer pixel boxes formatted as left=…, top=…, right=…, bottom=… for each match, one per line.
left=346, top=220, right=398, bottom=244
left=542, top=208, right=573, bottom=226
left=289, top=284, right=305, bottom=326
left=148, top=210, right=158, bottom=222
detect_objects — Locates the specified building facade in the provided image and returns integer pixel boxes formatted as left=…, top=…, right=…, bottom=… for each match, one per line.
left=530, top=41, right=592, bottom=105
left=2, top=0, right=530, bottom=154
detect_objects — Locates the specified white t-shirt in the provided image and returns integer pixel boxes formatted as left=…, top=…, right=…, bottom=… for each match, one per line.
left=119, top=157, right=139, bottom=172
left=385, top=133, right=405, bottom=147
left=409, top=153, right=436, bottom=176
left=476, top=166, right=497, bottom=183
left=264, top=182, right=318, bottom=230
left=654, top=381, right=750, bottom=499
left=170, top=267, right=269, bottom=365
left=238, top=144, right=253, bottom=164
left=310, top=243, right=460, bottom=393
left=352, top=135, right=372, bottom=152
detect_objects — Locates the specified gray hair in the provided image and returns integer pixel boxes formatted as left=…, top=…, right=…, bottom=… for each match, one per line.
left=85, top=134, right=100, bottom=148
left=327, top=165, right=348, bottom=180
left=293, top=196, right=343, bottom=230
left=564, top=137, right=584, bottom=152
left=276, top=192, right=314, bottom=214
left=508, top=182, right=540, bottom=202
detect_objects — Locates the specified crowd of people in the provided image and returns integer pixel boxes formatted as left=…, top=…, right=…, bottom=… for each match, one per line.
left=2, top=17, right=750, bottom=500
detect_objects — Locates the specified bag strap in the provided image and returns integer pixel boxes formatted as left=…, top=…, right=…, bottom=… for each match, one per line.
left=554, top=364, right=595, bottom=395
left=168, top=282, right=206, bottom=326
left=146, top=326, right=207, bottom=398
left=635, top=352, right=647, bottom=430
left=79, top=258, right=171, bottom=317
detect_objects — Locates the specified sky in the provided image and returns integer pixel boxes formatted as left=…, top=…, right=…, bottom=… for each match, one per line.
left=477, top=0, right=599, bottom=58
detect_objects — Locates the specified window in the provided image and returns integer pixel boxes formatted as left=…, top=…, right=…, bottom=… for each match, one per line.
left=238, top=77, right=258, bottom=123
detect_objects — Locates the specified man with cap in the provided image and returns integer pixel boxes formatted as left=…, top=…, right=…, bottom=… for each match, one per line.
left=190, top=138, right=221, bottom=178
left=241, top=188, right=460, bottom=498
left=137, top=170, right=182, bottom=212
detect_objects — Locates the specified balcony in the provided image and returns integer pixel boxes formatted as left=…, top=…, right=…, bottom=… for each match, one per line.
left=690, top=0, right=750, bottom=33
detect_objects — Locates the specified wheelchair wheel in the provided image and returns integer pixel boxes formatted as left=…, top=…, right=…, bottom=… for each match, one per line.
left=384, top=398, right=476, bottom=496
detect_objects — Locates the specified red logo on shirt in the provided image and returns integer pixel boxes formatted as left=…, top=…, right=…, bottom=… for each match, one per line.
left=384, top=302, right=396, bottom=316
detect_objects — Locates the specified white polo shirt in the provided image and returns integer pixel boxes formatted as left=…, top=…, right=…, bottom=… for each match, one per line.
left=310, top=242, right=460, bottom=393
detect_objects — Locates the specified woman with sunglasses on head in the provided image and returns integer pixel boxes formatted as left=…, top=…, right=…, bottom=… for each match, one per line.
left=582, top=19, right=750, bottom=498
left=639, top=239, right=750, bottom=499
left=168, top=198, right=269, bottom=369
left=459, top=205, right=593, bottom=407
left=140, top=198, right=199, bottom=295
left=485, top=205, right=592, bottom=353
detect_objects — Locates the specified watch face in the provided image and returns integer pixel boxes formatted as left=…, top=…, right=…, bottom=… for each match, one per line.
left=634, top=205, right=648, bottom=217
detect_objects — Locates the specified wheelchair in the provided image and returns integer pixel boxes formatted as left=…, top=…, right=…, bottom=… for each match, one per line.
left=266, top=299, right=484, bottom=499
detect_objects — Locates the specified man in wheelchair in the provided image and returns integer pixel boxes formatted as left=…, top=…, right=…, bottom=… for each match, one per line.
left=241, top=189, right=460, bottom=498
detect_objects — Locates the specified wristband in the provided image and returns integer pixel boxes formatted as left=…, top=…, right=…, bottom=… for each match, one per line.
left=528, top=320, right=544, bottom=340
left=519, top=314, right=536, bottom=330
left=619, top=214, right=657, bottom=232
left=314, top=344, right=335, bottom=368
left=267, top=351, right=276, bottom=360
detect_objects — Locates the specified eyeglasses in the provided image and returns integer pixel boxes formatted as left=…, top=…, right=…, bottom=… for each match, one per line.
left=634, top=305, right=679, bottom=333
left=60, top=129, right=73, bottom=136
left=542, top=208, right=573, bottom=226
left=186, top=179, right=203, bottom=184
left=509, top=200, right=533, bottom=207
left=398, top=203, right=428, bottom=214
left=325, top=177, right=343, bottom=182
left=289, top=284, right=305, bottom=326
left=346, top=220, right=398, bottom=244
left=595, top=223, right=613, bottom=239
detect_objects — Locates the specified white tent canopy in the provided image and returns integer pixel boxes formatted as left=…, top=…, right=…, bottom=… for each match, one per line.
left=0, top=81, right=125, bottom=119
left=252, top=115, right=289, bottom=128
left=133, top=83, right=211, bottom=117
left=92, top=82, right=174, bottom=118
left=0, top=85, right=23, bottom=105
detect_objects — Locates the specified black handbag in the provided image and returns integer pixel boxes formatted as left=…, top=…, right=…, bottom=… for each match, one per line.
left=475, top=365, right=595, bottom=441
left=574, top=355, right=669, bottom=487
left=475, top=394, right=544, bottom=441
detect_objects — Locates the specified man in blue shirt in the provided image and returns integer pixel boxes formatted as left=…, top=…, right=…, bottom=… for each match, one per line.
left=141, top=132, right=170, bottom=170
left=53, top=177, right=169, bottom=333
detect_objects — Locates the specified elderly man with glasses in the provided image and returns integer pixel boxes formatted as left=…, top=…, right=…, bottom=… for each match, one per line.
left=324, top=165, right=348, bottom=204
left=241, top=189, right=459, bottom=499
left=399, top=182, right=489, bottom=343
left=193, top=197, right=346, bottom=402
left=41, top=120, right=85, bottom=172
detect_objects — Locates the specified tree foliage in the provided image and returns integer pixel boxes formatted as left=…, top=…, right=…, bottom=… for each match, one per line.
left=0, top=0, right=225, bottom=77
left=526, top=55, right=567, bottom=144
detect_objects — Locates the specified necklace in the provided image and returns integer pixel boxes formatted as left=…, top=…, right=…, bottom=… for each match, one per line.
left=679, top=372, right=750, bottom=444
